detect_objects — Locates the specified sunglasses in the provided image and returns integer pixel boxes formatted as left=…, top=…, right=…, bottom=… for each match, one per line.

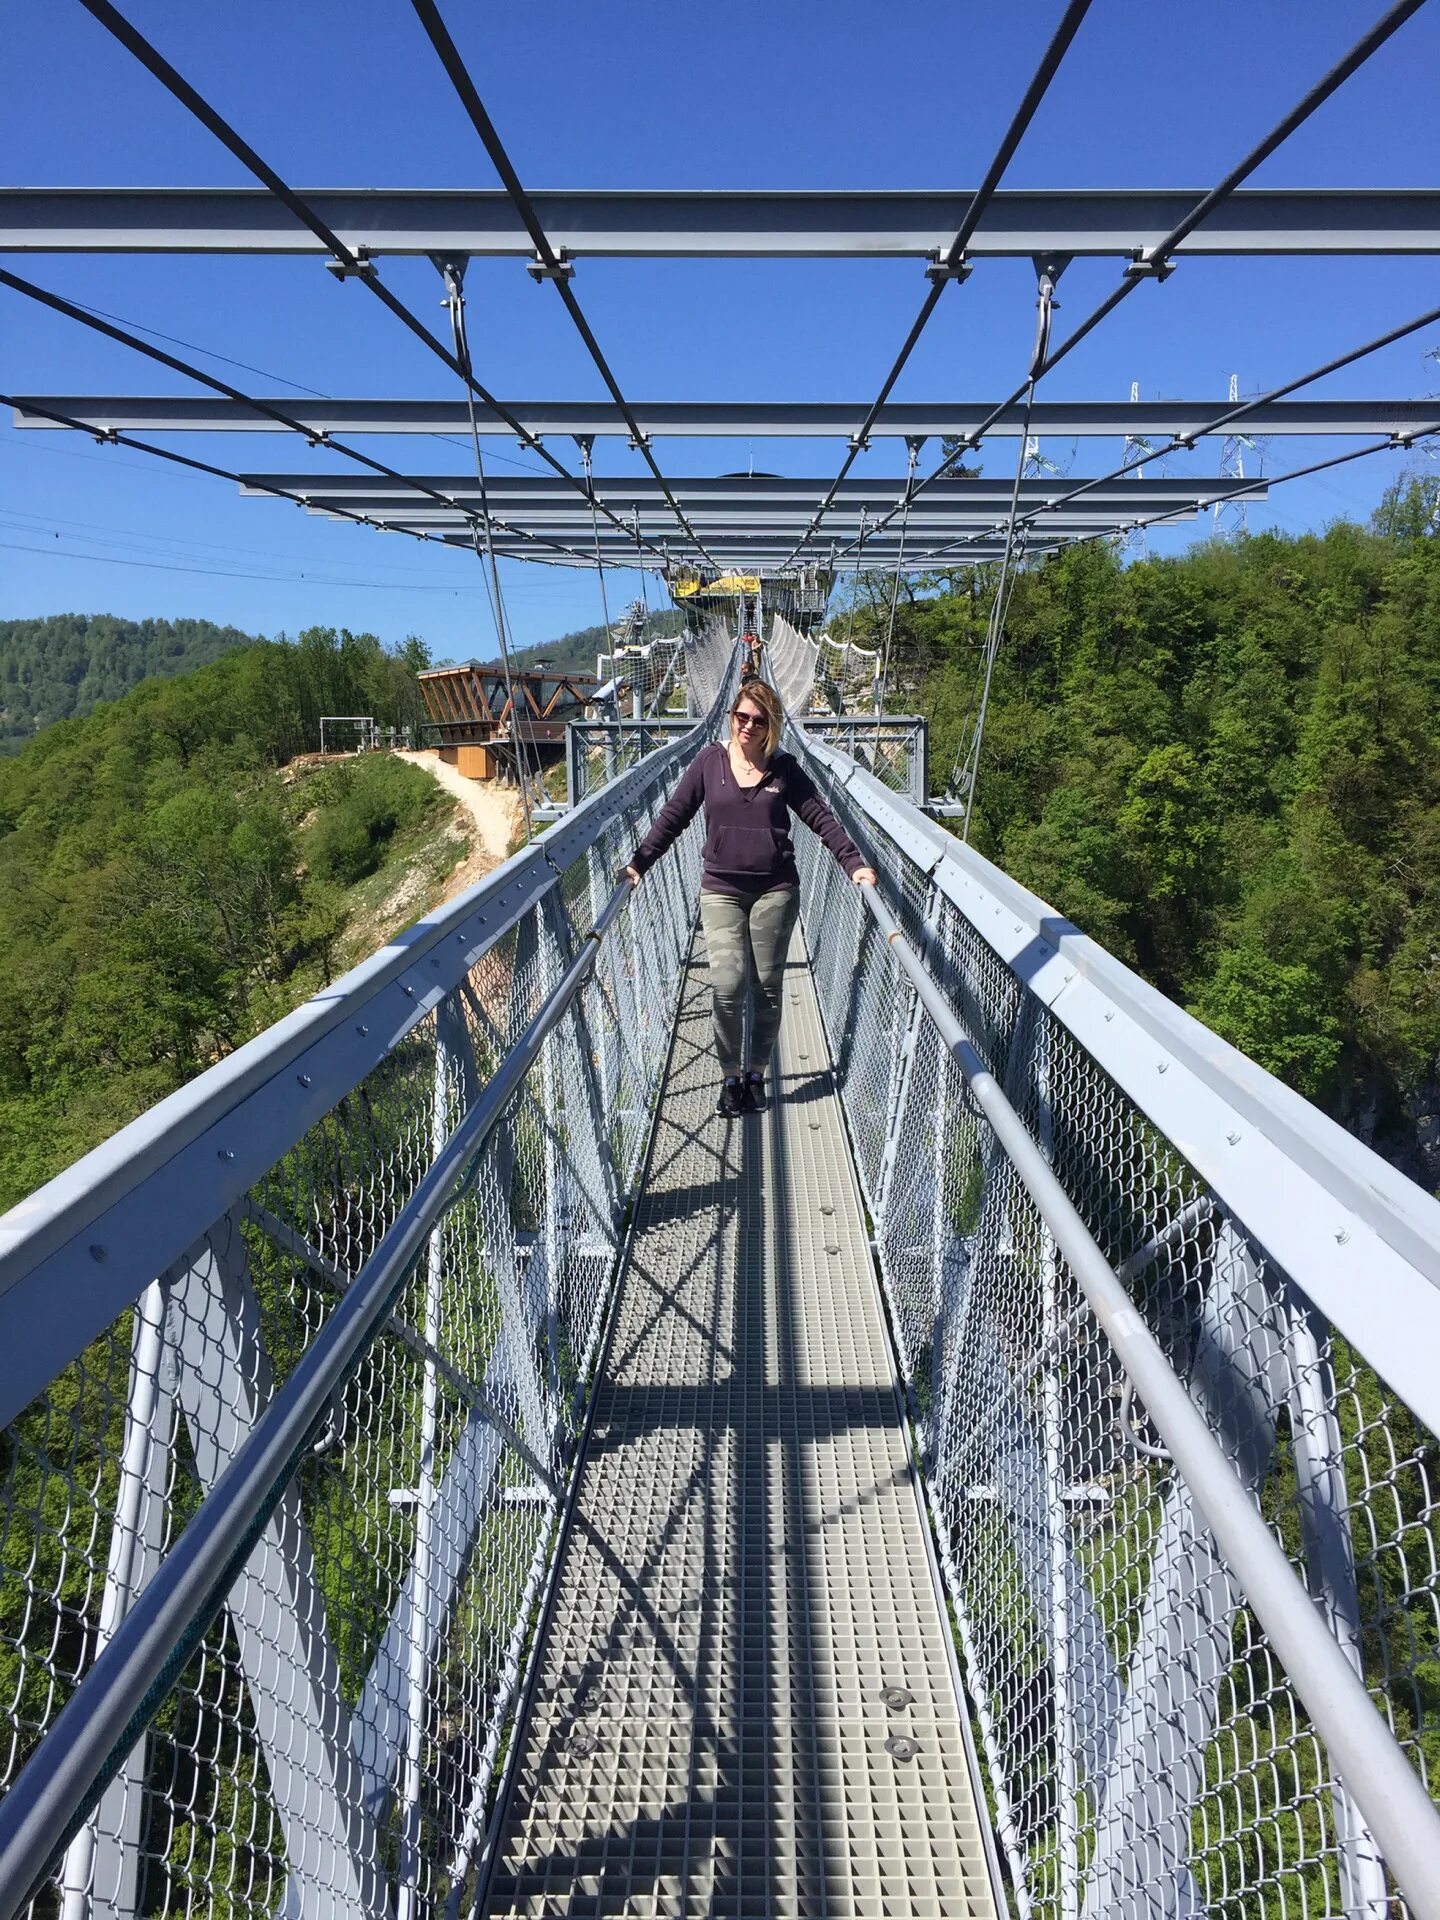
left=732, top=710, right=765, bottom=729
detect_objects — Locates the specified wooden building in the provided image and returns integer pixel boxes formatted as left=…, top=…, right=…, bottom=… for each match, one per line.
left=417, top=662, right=598, bottom=776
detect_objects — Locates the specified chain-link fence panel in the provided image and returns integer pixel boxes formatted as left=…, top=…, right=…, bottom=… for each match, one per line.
left=790, top=730, right=1440, bottom=1920
left=0, top=732, right=712, bottom=1920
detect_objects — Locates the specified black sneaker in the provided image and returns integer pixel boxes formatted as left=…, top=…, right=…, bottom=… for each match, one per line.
left=716, top=1076, right=747, bottom=1118
left=744, top=1072, right=767, bottom=1113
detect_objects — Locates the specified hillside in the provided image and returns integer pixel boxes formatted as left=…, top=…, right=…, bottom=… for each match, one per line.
left=865, top=476, right=1440, bottom=1189
left=0, top=626, right=464, bottom=1212
left=0, top=613, right=256, bottom=753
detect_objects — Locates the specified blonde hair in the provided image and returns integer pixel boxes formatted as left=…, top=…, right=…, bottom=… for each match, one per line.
left=730, top=678, right=784, bottom=759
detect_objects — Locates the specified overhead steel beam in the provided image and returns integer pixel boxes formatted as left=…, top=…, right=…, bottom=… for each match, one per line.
left=437, top=538, right=1061, bottom=560
left=16, top=397, right=1435, bottom=439
left=238, top=474, right=1251, bottom=507
left=2, top=188, right=1436, bottom=257
left=311, top=509, right=1196, bottom=533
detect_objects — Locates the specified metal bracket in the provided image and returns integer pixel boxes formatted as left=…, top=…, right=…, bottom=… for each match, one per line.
left=848, top=434, right=871, bottom=454
left=925, top=248, right=973, bottom=286
left=527, top=248, right=574, bottom=284
left=1123, top=250, right=1176, bottom=282
left=1031, top=253, right=1071, bottom=292
left=324, top=247, right=376, bottom=281
left=627, top=432, right=651, bottom=452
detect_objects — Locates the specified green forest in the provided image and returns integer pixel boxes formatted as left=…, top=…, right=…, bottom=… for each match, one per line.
left=0, top=625, right=458, bottom=1212
left=851, top=475, right=1440, bottom=1190
left=0, top=613, right=257, bottom=753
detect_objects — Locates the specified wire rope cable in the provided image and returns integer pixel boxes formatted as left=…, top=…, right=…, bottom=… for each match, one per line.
left=72, top=0, right=673, bottom=567
left=442, top=264, right=535, bottom=844
left=835, top=0, right=1430, bottom=559
left=875, top=438, right=922, bottom=714
left=779, top=0, right=1094, bottom=569
left=408, top=0, right=715, bottom=569
left=954, top=268, right=1058, bottom=840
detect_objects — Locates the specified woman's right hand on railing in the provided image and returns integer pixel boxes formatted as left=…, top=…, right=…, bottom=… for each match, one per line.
left=624, top=865, right=642, bottom=888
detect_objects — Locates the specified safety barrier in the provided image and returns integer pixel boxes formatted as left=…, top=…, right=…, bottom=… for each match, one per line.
left=566, top=712, right=930, bottom=810
left=792, top=723, right=1440, bottom=1920
left=0, top=691, right=724, bottom=1920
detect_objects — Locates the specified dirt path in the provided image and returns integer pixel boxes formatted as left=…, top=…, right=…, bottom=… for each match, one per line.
left=395, top=749, right=520, bottom=899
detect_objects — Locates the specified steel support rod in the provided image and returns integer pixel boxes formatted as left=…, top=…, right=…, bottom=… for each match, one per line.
left=781, top=0, right=1092, bottom=565
left=410, top=0, right=716, bottom=567
left=70, top=0, right=677, bottom=563
left=835, top=0, right=1430, bottom=558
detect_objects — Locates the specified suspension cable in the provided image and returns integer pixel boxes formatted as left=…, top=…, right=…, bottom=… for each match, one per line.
left=408, top=0, right=714, bottom=570
left=73, top=0, right=672, bottom=568
left=836, top=0, right=1429, bottom=559
left=576, top=439, right=614, bottom=643
left=442, top=264, right=534, bottom=845
left=955, top=268, right=1058, bottom=840
left=0, top=266, right=605, bottom=571
left=778, top=0, right=1093, bottom=570
left=875, top=438, right=922, bottom=714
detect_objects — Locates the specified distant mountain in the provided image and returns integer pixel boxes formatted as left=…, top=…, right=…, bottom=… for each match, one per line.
left=0, top=613, right=256, bottom=753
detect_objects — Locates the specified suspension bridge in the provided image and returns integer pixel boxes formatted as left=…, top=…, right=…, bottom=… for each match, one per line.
left=3, top=2, right=1440, bottom=1916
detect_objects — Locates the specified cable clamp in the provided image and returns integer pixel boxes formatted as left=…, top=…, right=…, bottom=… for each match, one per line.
left=324, top=248, right=376, bottom=281
left=925, top=248, right=972, bottom=286
left=92, top=428, right=119, bottom=446
left=848, top=434, right=872, bottom=454
left=1390, top=430, right=1415, bottom=450
left=628, top=433, right=652, bottom=452
left=1173, top=432, right=1196, bottom=451
left=1124, top=251, right=1175, bottom=282
left=306, top=432, right=330, bottom=449
left=527, top=248, right=575, bottom=284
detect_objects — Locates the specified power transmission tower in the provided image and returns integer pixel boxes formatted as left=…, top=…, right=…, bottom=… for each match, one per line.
left=1122, top=379, right=1160, bottom=559
left=1214, top=373, right=1268, bottom=538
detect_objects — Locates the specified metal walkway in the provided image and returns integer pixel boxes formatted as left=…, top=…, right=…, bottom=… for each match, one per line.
left=481, top=934, right=998, bottom=1918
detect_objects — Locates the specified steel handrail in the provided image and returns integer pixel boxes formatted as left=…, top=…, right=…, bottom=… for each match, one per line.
left=0, top=878, right=638, bottom=1920
left=853, top=875, right=1440, bottom=1918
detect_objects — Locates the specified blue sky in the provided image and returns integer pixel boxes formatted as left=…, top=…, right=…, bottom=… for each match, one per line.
left=3, top=0, right=1437, bottom=658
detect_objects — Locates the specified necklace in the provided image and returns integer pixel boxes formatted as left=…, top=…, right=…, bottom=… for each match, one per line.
left=729, top=744, right=768, bottom=788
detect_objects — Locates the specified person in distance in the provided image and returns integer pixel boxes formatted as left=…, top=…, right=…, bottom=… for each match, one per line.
left=625, top=678, right=877, bottom=1117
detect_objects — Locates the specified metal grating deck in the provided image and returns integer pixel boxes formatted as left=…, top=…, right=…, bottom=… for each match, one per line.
left=479, top=931, right=1000, bottom=1918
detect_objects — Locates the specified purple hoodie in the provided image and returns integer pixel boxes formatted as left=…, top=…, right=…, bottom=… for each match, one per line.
left=630, top=742, right=865, bottom=896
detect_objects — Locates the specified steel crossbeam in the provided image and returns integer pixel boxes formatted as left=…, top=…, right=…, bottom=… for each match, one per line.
left=237, top=474, right=1262, bottom=506
left=4, top=187, right=1437, bottom=256
left=17, top=397, right=1434, bottom=438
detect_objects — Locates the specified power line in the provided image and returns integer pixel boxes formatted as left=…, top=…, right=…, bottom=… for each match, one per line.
left=0, top=535, right=491, bottom=590
left=916, top=297, right=1440, bottom=567
left=73, top=0, right=678, bottom=566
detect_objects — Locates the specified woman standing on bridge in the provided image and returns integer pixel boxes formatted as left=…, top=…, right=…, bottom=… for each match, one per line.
left=626, top=678, right=876, bottom=1116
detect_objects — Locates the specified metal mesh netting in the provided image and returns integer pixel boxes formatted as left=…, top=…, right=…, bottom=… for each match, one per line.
left=768, top=614, right=879, bottom=717
left=682, top=618, right=736, bottom=719
left=0, top=751, right=706, bottom=1920
left=790, top=738, right=1440, bottom=1920
left=601, top=634, right=687, bottom=720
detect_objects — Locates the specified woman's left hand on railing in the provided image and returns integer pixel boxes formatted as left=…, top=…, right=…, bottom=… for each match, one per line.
left=852, top=867, right=878, bottom=887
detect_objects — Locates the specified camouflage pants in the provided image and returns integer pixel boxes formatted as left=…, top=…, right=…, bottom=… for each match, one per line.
left=698, top=887, right=801, bottom=1076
